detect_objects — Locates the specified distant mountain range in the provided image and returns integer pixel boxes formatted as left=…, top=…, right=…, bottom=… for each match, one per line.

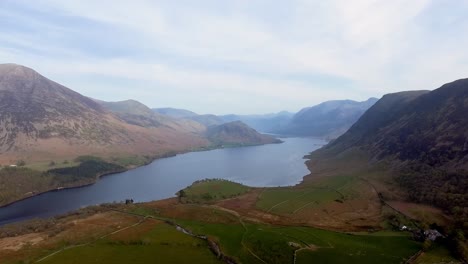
left=0, top=64, right=278, bottom=164
left=219, top=111, right=294, bottom=133
left=153, top=99, right=378, bottom=139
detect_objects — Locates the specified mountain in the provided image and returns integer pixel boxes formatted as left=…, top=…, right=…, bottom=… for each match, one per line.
left=152, top=107, right=198, bottom=118
left=99, top=100, right=205, bottom=133
left=319, top=79, right=468, bottom=216
left=99, top=99, right=164, bottom=127
left=206, top=121, right=282, bottom=146
left=0, top=64, right=209, bottom=163
left=0, top=63, right=280, bottom=163
left=276, top=98, right=378, bottom=138
left=220, top=111, right=294, bottom=133
left=188, top=114, right=224, bottom=127
left=153, top=107, right=223, bottom=127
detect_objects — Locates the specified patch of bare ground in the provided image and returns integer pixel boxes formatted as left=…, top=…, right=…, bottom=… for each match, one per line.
left=216, top=189, right=285, bottom=224
left=0, top=233, right=45, bottom=251
left=216, top=187, right=382, bottom=231
left=291, top=200, right=382, bottom=231
left=142, top=198, right=240, bottom=224
left=107, top=218, right=160, bottom=242
left=51, top=212, right=137, bottom=242
left=0, top=211, right=139, bottom=263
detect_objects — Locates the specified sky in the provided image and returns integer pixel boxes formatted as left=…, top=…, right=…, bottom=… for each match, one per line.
left=1, top=0, right=468, bottom=115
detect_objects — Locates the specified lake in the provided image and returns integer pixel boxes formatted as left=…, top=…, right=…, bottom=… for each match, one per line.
left=0, top=137, right=326, bottom=225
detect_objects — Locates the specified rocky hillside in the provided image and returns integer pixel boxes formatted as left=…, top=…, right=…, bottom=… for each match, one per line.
left=0, top=64, right=209, bottom=163
left=206, top=121, right=282, bottom=146
left=99, top=100, right=206, bottom=134
left=276, top=98, right=378, bottom=138
left=0, top=64, right=281, bottom=164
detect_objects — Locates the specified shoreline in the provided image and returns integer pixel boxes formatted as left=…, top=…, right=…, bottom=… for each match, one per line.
left=0, top=140, right=285, bottom=210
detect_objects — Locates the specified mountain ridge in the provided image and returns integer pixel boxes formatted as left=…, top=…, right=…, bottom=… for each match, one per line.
left=313, top=78, right=468, bottom=223
left=274, top=97, right=378, bottom=138
left=0, top=63, right=280, bottom=164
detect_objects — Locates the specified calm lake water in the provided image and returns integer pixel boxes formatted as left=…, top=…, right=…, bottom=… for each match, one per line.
left=0, top=137, right=326, bottom=225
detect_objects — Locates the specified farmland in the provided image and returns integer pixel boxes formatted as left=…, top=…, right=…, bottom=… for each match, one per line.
left=0, top=199, right=422, bottom=264
left=38, top=219, right=222, bottom=264
left=0, top=175, right=457, bottom=263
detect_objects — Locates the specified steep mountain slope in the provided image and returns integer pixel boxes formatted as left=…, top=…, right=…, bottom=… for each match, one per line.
left=0, top=64, right=209, bottom=163
left=325, top=91, right=429, bottom=152
left=318, top=79, right=468, bottom=215
left=276, top=98, right=378, bottom=138
left=206, top=121, right=282, bottom=146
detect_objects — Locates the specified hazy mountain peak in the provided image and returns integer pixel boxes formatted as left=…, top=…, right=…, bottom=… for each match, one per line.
left=274, top=98, right=378, bottom=138
left=152, top=107, right=198, bottom=118
left=0, top=63, right=38, bottom=77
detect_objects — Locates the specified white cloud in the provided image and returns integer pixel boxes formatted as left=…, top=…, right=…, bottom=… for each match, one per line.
left=1, top=0, right=468, bottom=113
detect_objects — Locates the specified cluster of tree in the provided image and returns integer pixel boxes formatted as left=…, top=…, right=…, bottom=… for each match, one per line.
left=191, top=178, right=238, bottom=185
left=48, top=159, right=124, bottom=185
left=397, top=164, right=467, bottom=211
left=396, top=162, right=468, bottom=261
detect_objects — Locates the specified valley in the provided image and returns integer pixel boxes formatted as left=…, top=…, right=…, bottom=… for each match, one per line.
left=0, top=179, right=423, bottom=264
left=0, top=64, right=467, bottom=263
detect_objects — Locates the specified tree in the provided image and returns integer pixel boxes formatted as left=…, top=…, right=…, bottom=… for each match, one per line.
left=178, top=189, right=186, bottom=198
left=16, top=160, right=26, bottom=166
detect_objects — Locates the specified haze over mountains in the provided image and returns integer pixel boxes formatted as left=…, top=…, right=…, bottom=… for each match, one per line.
left=0, top=64, right=278, bottom=164
left=276, top=98, right=378, bottom=138
left=153, top=99, right=378, bottom=139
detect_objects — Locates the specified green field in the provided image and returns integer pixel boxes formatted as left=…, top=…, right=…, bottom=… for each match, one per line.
left=177, top=219, right=421, bottom=264
left=39, top=220, right=222, bottom=264
left=256, top=175, right=363, bottom=215
left=179, top=179, right=250, bottom=203
left=414, top=243, right=461, bottom=264
left=256, top=187, right=340, bottom=214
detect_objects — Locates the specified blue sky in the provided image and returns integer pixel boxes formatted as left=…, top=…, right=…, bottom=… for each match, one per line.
left=1, top=0, right=468, bottom=114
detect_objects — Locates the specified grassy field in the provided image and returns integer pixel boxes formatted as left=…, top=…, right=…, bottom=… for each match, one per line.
left=414, top=243, right=461, bottom=264
left=177, top=218, right=421, bottom=264
left=0, top=167, right=57, bottom=205
left=253, top=173, right=382, bottom=230
left=256, top=186, right=341, bottom=214
left=25, top=159, right=80, bottom=171
left=179, top=179, right=250, bottom=204
left=39, top=219, right=222, bottom=264
left=0, top=156, right=125, bottom=206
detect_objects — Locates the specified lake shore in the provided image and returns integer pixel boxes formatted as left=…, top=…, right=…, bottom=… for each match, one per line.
left=0, top=140, right=285, bottom=209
